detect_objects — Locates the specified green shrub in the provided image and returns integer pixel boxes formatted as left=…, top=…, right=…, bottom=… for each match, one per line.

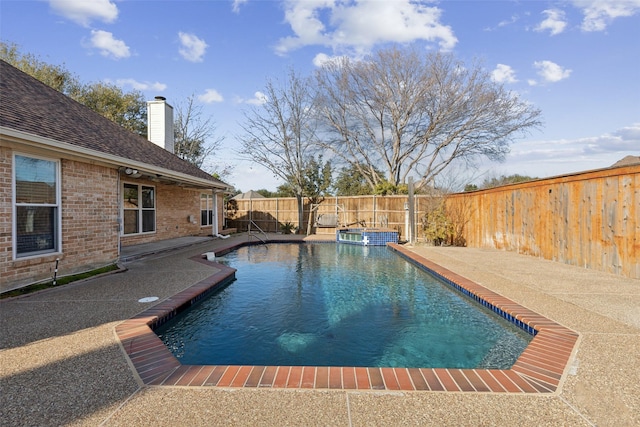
left=280, top=221, right=296, bottom=234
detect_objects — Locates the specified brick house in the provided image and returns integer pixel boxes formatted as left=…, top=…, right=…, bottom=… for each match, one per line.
left=0, top=60, right=231, bottom=292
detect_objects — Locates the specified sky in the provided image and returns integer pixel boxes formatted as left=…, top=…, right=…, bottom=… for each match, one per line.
left=1, top=0, right=639, bottom=191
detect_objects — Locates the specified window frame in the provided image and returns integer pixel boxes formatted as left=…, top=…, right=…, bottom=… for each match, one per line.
left=200, top=193, right=214, bottom=227
left=12, top=152, right=62, bottom=259
left=121, top=182, right=156, bottom=235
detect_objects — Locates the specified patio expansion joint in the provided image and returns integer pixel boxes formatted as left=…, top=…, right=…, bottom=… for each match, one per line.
left=114, top=240, right=579, bottom=393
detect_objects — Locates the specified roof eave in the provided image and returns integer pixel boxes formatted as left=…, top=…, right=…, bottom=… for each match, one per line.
left=1, top=126, right=229, bottom=190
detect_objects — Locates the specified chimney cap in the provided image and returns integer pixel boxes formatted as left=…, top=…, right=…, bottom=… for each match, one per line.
left=154, top=96, right=166, bottom=101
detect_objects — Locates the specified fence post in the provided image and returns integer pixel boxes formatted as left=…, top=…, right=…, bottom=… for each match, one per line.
left=408, top=177, right=415, bottom=244
left=373, top=194, right=376, bottom=227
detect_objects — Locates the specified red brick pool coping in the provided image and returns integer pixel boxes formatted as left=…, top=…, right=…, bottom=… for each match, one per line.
left=115, top=241, right=578, bottom=393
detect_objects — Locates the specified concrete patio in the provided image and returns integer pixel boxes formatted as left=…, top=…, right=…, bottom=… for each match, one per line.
left=1, top=233, right=638, bottom=426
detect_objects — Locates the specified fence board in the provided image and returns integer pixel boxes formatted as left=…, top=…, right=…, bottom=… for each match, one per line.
left=446, top=165, right=639, bottom=278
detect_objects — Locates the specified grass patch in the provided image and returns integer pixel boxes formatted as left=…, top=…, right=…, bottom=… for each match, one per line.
left=1, top=264, right=120, bottom=299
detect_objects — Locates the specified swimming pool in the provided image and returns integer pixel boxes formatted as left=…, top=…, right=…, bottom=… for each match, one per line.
left=156, top=243, right=532, bottom=369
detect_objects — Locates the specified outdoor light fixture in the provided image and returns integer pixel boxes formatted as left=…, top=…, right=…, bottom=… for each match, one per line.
left=124, top=168, right=142, bottom=178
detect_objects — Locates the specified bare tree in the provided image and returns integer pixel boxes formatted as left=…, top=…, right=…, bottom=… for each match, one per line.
left=174, top=94, right=225, bottom=171
left=238, top=69, right=318, bottom=231
left=315, top=46, right=542, bottom=190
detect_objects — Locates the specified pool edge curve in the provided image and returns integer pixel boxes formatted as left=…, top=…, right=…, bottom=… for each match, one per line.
left=115, top=241, right=579, bottom=393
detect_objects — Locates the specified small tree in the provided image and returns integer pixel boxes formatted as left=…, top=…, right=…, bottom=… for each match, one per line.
left=420, top=189, right=472, bottom=246
left=373, top=180, right=408, bottom=196
left=421, top=200, right=452, bottom=246
left=302, top=155, right=332, bottom=234
left=238, top=68, right=319, bottom=231
left=72, top=82, right=147, bottom=135
left=333, top=164, right=382, bottom=196
left=480, top=174, right=538, bottom=189
left=445, top=195, right=472, bottom=246
left=173, top=94, right=225, bottom=170
left=302, top=155, right=332, bottom=203
left=1, top=41, right=79, bottom=94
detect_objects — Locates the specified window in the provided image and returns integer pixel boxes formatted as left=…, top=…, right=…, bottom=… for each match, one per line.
left=14, top=154, right=60, bottom=258
left=201, top=193, right=214, bottom=226
left=123, top=183, right=155, bottom=234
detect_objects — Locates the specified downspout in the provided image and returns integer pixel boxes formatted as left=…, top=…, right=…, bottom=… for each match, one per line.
left=117, top=170, right=121, bottom=258
left=212, top=189, right=218, bottom=236
left=213, top=189, right=230, bottom=239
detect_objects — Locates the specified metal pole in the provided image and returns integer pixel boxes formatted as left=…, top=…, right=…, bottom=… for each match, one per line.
left=53, top=258, right=59, bottom=285
left=249, top=197, right=252, bottom=235
left=373, top=194, right=376, bottom=227
left=212, top=190, right=218, bottom=236
left=408, top=177, right=415, bottom=244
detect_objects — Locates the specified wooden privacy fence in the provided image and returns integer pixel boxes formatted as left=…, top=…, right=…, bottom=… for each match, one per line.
left=446, top=165, right=639, bottom=279
left=226, top=195, right=431, bottom=237
left=226, top=164, right=638, bottom=278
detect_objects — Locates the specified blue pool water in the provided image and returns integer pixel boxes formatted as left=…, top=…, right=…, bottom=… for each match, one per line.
left=156, top=244, right=532, bottom=368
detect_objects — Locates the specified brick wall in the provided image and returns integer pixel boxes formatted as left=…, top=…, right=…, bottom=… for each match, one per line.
left=2, top=144, right=227, bottom=292
left=1, top=149, right=120, bottom=292
left=59, top=159, right=120, bottom=272
left=0, top=147, right=13, bottom=288
left=119, top=179, right=224, bottom=247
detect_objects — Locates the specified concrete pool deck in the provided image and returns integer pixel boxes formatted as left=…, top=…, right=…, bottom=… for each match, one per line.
left=1, top=233, right=638, bottom=426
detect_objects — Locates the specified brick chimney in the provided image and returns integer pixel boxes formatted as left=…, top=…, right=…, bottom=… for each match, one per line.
left=147, top=96, right=174, bottom=153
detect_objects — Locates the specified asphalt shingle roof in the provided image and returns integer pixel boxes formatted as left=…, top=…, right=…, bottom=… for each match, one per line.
left=0, top=60, right=226, bottom=187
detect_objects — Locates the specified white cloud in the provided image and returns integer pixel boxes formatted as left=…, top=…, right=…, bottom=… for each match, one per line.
left=276, top=0, right=457, bottom=55
left=480, top=123, right=640, bottom=179
left=178, top=32, right=208, bottom=62
left=535, top=9, right=567, bottom=35
left=521, top=125, right=640, bottom=159
left=49, top=0, right=118, bottom=27
left=612, top=122, right=640, bottom=141
left=511, top=126, right=640, bottom=161
left=312, top=52, right=349, bottom=67
left=581, top=123, right=640, bottom=153
left=498, top=14, right=520, bottom=28
left=88, top=30, right=130, bottom=59
left=113, top=78, right=167, bottom=92
left=573, top=0, right=640, bottom=32
left=246, top=91, right=268, bottom=105
left=198, top=89, right=224, bottom=103
left=491, top=64, right=518, bottom=84
left=232, top=0, right=248, bottom=13
left=276, top=0, right=330, bottom=54
left=484, top=14, right=520, bottom=32
left=530, top=60, right=572, bottom=85
left=313, top=53, right=333, bottom=67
